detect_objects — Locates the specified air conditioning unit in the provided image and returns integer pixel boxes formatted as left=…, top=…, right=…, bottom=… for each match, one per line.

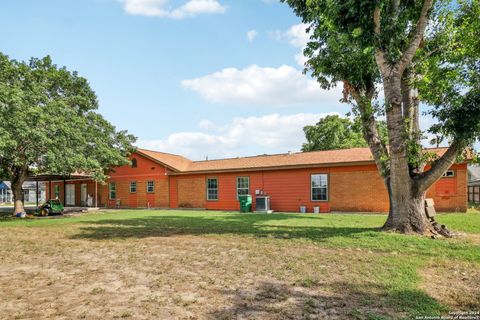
left=255, top=196, right=271, bottom=212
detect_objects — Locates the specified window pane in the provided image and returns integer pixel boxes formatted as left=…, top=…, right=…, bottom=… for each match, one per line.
left=130, top=182, right=137, bottom=193
left=208, top=189, right=218, bottom=200
left=147, top=181, right=154, bottom=192
left=237, top=177, right=249, bottom=198
left=207, top=178, right=218, bottom=200
left=109, top=183, right=116, bottom=200
left=311, top=176, right=320, bottom=188
left=312, top=188, right=327, bottom=201
left=237, top=177, right=249, bottom=189
left=311, top=174, right=327, bottom=188
left=238, top=189, right=248, bottom=196
left=311, top=174, right=328, bottom=201
left=207, top=179, right=217, bottom=189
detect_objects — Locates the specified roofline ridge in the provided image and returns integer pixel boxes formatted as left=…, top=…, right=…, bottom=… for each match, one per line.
left=191, top=147, right=374, bottom=163
left=137, top=148, right=192, bottom=162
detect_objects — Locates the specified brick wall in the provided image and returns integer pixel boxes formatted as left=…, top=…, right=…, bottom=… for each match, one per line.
left=46, top=155, right=468, bottom=213
left=168, top=163, right=467, bottom=213
left=177, top=177, right=206, bottom=208
left=330, top=168, right=388, bottom=212
left=426, top=164, right=467, bottom=212
left=98, top=152, right=171, bottom=208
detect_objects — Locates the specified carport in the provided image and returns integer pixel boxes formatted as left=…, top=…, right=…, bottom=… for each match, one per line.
left=27, top=173, right=98, bottom=208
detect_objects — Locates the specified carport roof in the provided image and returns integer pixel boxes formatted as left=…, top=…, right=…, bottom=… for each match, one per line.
left=27, top=173, right=92, bottom=181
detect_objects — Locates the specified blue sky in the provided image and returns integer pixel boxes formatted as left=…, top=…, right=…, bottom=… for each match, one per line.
left=2, top=0, right=466, bottom=160
left=1, top=0, right=350, bottom=160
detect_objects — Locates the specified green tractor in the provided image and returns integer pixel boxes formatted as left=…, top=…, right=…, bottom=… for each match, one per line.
left=37, top=199, right=64, bottom=216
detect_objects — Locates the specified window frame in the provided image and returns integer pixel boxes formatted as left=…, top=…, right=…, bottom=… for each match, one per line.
left=236, top=176, right=250, bottom=199
left=442, top=170, right=455, bottom=178
left=129, top=181, right=137, bottom=193
left=146, top=180, right=155, bottom=193
left=109, top=182, right=116, bottom=200
left=311, top=173, right=329, bottom=202
left=206, top=177, right=219, bottom=201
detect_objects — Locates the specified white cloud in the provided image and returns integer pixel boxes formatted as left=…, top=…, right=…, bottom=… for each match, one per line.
left=247, top=29, right=258, bottom=42
left=198, top=119, right=218, bottom=130
left=181, top=64, right=343, bottom=106
left=137, top=112, right=338, bottom=160
left=284, top=23, right=310, bottom=48
left=294, top=52, right=308, bottom=67
left=121, top=0, right=226, bottom=19
left=270, top=23, right=311, bottom=67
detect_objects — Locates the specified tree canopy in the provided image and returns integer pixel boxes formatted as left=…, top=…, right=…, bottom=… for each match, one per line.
left=283, top=0, right=480, bottom=235
left=302, top=115, right=387, bottom=151
left=0, top=53, right=136, bottom=213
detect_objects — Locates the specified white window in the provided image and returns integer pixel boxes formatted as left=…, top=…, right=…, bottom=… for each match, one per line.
left=442, top=170, right=455, bottom=178
left=109, top=182, right=116, bottom=200
left=130, top=181, right=137, bottom=193
left=147, top=181, right=155, bottom=193
left=311, top=174, right=328, bottom=201
left=237, top=177, right=249, bottom=198
left=207, top=178, right=218, bottom=201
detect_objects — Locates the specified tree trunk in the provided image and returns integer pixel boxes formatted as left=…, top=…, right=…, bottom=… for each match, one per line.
left=11, top=166, right=28, bottom=215
left=381, top=74, right=433, bottom=235
left=382, top=182, right=432, bottom=234
left=382, top=158, right=433, bottom=234
left=370, top=0, right=451, bottom=236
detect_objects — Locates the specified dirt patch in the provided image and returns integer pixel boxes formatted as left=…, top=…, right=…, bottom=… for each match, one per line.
left=421, top=261, right=480, bottom=310
left=0, top=225, right=404, bottom=319
left=0, top=218, right=477, bottom=320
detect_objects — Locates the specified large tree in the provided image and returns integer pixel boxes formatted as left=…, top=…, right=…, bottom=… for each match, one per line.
left=283, top=0, right=480, bottom=235
left=0, top=54, right=136, bottom=215
left=302, top=115, right=387, bottom=151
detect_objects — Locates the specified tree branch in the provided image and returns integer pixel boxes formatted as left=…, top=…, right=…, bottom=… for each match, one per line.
left=401, top=69, right=420, bottom=138
left=373, top=6, right=381, bottom=35
left=348, top=83, right=390, bottom=177
left=415, top=139, right=464, bottom=193
left=396, top=0, right=434, bottom=73
left=373, top=6, right=389, bottom=76
left=391, top=0, right=400, bottom=19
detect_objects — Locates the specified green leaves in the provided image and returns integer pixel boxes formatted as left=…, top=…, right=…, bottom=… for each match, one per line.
left=417, top=0, right=480, bottom=144
left=0, top=53, right=136, bottom=182
left=283, top=0, right=380, bottom=93
left=301, top=115, right=388, bottom=151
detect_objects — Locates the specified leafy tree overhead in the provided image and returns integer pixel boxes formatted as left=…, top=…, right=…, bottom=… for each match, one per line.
left=0, top=53, right=136, bottom=215
left=302, top=115, right=387, bottom=151
left=283, top=0, right=480, bottom=235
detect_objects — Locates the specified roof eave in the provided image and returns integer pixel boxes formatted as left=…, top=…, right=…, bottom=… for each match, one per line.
left=170, top=160, right=377, bottom=175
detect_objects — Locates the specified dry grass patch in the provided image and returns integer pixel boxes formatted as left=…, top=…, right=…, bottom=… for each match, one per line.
left=0, top=228, right=397, bottom=319
left=421, top=261, right=480, bottom=310
left=0, top=210, right=479, bottom=319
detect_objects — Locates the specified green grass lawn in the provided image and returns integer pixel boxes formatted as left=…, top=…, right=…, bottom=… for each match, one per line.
left=0, top=209, right=479, bottom=319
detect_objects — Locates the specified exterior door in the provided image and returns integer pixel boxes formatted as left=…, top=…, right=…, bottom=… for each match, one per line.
left=66, top=184, right=75, bottom=206
left=81, top=184, right=87, bottom=206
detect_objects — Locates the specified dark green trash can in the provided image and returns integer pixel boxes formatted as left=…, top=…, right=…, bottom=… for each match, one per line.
left=238, top=195, right=252, bottom=213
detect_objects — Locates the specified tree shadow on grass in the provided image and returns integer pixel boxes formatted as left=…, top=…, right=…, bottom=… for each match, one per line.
left=71, top=213, right=377, bottom=242
left=208, top=280, right=445, bottom=320
left=69, top=213, right=480, bottom=262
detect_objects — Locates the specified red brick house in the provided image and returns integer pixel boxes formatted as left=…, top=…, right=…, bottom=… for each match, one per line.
left=46, top=147, right=468, bottom=213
